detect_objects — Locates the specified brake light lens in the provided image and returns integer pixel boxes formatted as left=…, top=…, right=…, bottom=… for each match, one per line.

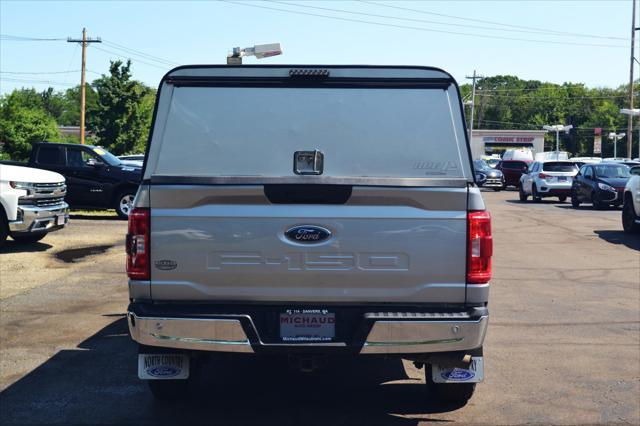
left=126, top=207, right=150, bottom=280
left=467, top=210, right=492, bottom=284
left=538, top=172, right=551, bottom=180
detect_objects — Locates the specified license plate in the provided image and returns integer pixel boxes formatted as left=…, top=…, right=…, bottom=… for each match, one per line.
left=432, top=357, right=484, bottom=383
left=280, top=309, right=335, bottom=342
left=56, top=214, right=65, bottom=226
left=558, top=177, right=567, bottom=182
left=138, top=354, right=189, bottom=380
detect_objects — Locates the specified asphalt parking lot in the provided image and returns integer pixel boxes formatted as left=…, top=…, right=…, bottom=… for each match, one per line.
left=1, top=191, right=638, bottom=425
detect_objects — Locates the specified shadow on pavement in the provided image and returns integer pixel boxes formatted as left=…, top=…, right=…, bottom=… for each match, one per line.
left=0, top=241, right=52, bottom=254
left=0, top=318, right=462, bottom=425
left=594, top=230, right=640, bottom=251
left=504, top=199, right=566, bottom=205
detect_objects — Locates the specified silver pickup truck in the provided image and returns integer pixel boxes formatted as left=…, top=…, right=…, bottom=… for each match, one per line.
left=126, top=65, right=492, bottom=404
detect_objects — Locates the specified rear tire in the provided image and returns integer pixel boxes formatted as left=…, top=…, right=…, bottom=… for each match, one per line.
left=10, top=233, right=46, bottom=244
left=492, top=188, right=501, bottom=192
left=519, top=185, right=528, bottom=202
left=622, top=195, right=640, bottom=233
left=532, top=185, right=541, bottom=203
left=147, top=378, right=191, bottom=401
left=426, top=365, right=476, bottom=404
left=558, top=196, right=567, bottom=202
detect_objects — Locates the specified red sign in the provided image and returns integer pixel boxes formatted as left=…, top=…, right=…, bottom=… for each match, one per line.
left=594, top=128, right=602, bottom=136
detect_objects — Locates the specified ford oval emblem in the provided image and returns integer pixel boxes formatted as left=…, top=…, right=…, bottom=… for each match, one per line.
left=285, top=225, right=332, bottom=244
left=440, top=369, right=475, bottom=381
left=147, top=366, right=180, bottom=378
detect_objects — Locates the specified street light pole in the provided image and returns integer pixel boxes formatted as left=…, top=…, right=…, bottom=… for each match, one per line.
left=543, top=124, right=573, bottom=159
left=608, top=132, right=626, bottom=158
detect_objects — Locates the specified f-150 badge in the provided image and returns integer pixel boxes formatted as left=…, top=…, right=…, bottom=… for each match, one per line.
left=154, top=259, right=178, bottom=270
left=285, top=225, right=331, bottom=244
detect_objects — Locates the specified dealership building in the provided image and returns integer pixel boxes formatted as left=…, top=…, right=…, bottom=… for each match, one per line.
left=469, top=129, right=547, bottom=159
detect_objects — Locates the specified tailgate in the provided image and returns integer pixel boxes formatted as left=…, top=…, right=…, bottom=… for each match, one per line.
left=149, top=185, right=468, bottom=303
left=142, top=66, right=476, bottom=304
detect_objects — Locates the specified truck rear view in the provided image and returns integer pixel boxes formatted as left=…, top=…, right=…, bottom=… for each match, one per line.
left=127, top=66, right=492, bottom=404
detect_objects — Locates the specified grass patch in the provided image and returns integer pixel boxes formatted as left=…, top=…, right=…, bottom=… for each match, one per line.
left=70, top=209, right=117, bottom=217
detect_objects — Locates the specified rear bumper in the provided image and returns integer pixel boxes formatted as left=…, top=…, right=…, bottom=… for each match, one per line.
left=8, top=203, right=69, bottom=234
left=127, top=304, right=488, bottom=355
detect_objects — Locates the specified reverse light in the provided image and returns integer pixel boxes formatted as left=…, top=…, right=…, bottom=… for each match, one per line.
left=467, top=210, right=492, bottom=284
left=126, top=207, right=150, bottom=280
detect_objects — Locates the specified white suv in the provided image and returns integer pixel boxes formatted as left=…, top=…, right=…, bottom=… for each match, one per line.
left=519, top=161, right=579, bottom=202
left=622, top=165, right=640, bottom=233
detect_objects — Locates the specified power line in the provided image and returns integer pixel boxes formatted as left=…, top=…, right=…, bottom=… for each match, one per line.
left=102, top=40, right=180, bottom=66
left=91, top=45, right=169, bottom=70
left=0, top=76, right=76, bottom=86
left=476, top=92, right=632, bottom=100
left=481, top=119, right=627, bottom=131
left=0, top=70, right=81, bottom=75
left=274, top=0, right=626, bottom=41
left=0, top=33, right=65, bottom=41
left=360, top=1, right=627, bottom=41
left=224, top=1, right=627, bottom=48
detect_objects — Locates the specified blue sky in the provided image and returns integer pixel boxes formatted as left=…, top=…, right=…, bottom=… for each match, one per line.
left=0, top=0, right=635, bottom=94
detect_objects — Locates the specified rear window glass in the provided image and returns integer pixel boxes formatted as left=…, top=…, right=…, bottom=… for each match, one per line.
left=594, top=165, right=631, bottom=178
left=36, top=146, right=61, bottom=165
left=542, top=162, right=578, bottom=172
left=501, top=161, right=527, bottom=170
left=147, top=86, right=471, bottom=180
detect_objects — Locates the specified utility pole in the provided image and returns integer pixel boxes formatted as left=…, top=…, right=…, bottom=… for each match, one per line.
left=465, top=70, right=485, bottom=143
left=627, top=0, right=637, bottom=158
left=67, top=28, right=101, bottom=144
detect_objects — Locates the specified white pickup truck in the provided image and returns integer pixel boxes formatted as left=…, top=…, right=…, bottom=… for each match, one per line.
left=0, top=164, right=69, bottom=246
left=127, top=65, right=492, bottom=404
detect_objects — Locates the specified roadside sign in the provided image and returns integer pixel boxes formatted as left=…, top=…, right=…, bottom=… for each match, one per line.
left=594, top=128, right=602, bottom=154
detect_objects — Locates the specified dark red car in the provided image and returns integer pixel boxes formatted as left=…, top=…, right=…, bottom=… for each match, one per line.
left=496, top=160, right=531, bottom=188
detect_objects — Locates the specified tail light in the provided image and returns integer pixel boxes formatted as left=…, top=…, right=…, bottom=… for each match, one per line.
left=126, top=208, right=150, bottom=280
left=467, top=210, right=492, bottom=284
left=538, top=172, right=550, bottom=179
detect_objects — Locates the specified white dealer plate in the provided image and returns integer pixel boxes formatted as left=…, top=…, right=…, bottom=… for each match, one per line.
left=56, top=214, right=65, bottom=226
left=138, top=354, right=189, bottom=380
left=432, top=357, right=484, bottom=383
left=280, top=309, right=335, bottom=342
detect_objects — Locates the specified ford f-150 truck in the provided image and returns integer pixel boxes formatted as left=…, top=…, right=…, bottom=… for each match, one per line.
left=0, top=164, right=69, bottom=246
left=127, top=65, right=492, bottom=404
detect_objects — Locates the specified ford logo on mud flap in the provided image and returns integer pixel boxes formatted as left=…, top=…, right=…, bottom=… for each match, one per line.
left=285, top=225, right=332, bottom=244
left=147, top=366, right=180, bottom=378
left=441, top=369, right=475, bottom=381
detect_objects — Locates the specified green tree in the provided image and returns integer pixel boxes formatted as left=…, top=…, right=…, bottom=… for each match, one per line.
left=0, top=105, right=59, bottom=160
left=92, top=60, right=150, bottom=155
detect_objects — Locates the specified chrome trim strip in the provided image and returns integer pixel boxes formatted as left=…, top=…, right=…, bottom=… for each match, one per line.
left=127, top=313, right=254, bottom=353
left=150, top=175, right=469, bottom=187
left=360, top=316, right=488, bottom=354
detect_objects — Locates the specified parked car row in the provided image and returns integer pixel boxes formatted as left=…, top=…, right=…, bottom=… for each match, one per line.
left=0, top=143, right=145, bottom=246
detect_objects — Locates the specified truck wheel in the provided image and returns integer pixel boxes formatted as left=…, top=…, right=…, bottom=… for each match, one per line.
left=115, top=190, right=136, bottom=219
left=558, top=196, right=567, bottom=202
left=10, top=233, right=46, bottom=244
left=622, top=196, right=640, bottom=233
left=426, top=364, right=476, bottom=404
